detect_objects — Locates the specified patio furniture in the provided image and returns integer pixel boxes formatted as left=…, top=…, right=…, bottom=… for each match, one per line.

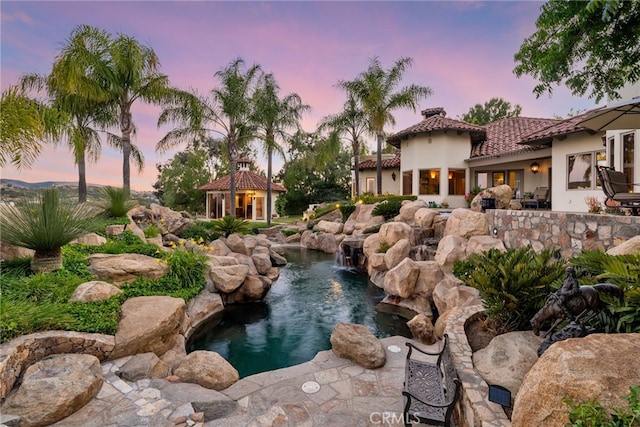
left=402, top=334, right=461, bottom=427
left=523, top=187, right=549, bottom=209
left=596, top=166, right=640, bottom=216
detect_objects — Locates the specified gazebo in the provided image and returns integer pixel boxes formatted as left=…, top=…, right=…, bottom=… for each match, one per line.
left=198, top=159, right=286, bottom=220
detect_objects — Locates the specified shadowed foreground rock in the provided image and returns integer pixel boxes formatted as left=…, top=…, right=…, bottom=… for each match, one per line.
left=512, top=333, right=640, bottom=427
left=173, top=351, right=239, bottom=390
left=330, top=322, right=386, bottom=369
left=1, top=354, right=103, bottom=427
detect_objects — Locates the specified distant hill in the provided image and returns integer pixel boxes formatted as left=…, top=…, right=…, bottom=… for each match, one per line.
left=0, top=180, right=158, bottom=205
left=1, top=179, right=106, bottom=189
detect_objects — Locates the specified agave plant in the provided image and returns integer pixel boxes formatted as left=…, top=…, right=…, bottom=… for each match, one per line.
left=210, top=215, right=250, bottom=238
left=0, top=188, right=99, bottom=273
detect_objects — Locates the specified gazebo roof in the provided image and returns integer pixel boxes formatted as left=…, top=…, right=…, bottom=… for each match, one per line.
left=199, top=170, right=286, bottom=192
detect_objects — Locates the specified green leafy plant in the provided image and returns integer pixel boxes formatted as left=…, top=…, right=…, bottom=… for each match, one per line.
left=97, top=186, right=138, bottom=218
left=372, top=199, right=402, bottom=220
left=0, top=188, right=100, bottom=273
left=359, top=194, right=416, bottom=204
left=210, top=215, right=250, bottom=237
left=143, top=223, right=161, bottom=238
left=179, top=221, right=221, bottom=242
left=457, top=246, right=566, bottom=333
left=564, top=385, right=640, bottom=427
left=377, top=241, right=393, bottom=253
left=311, top=204, right=340, bottom=219
left=339, top=204, right=357, bottom=221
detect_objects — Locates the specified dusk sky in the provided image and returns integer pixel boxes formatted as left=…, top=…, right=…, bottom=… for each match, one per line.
left=1, top=1, right=600, bottom=191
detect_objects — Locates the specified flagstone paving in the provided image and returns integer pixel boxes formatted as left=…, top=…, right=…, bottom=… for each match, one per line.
left=49, top=336, right=438, bottom=427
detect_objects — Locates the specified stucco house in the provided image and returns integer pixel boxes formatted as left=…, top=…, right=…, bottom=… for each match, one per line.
left=358, top=100, right=639, bottom=213
left=199, top=158, right=285, bottom=220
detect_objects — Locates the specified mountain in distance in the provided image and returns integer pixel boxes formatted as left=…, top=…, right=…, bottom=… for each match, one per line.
left=1, top=179, right=106, bottom=189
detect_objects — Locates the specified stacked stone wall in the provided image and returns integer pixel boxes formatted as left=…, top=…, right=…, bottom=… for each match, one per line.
left=488, top=211, right=640, bottom=257
left=0, top=331, right=114, bottom=399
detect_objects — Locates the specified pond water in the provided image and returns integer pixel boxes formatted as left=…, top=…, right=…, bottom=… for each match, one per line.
left=188, top=247, right=411, bottom=378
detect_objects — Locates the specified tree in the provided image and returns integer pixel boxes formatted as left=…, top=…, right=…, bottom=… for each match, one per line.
left=318, top=89, right=369, bottom=197
left=153, top=148, right=211, bottom=214
left=460, top=97, right=522, bottom=125
left=53, top=25, right=170, bottom=197
left=0, top=86, right=65, bottom=169
left=158, top=58, right=262, bottom=217
left=252, top=73, right=309, bottom=225
left=514, top=0, right=640, bottom=102
left=340, top=57, right=432, bottom=195
left=21, top=27, right=118, bottom=202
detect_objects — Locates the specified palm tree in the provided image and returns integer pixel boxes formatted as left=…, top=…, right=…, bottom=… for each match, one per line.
left=0, top=86, right=66, bottom=169
left=252, top=73, right=309, bottom=225
left=318, top=89, right=369, bottom=197
left=52, top=25, right=170, bottom=197
left=20, top=71, right=116, bottom=203
left=158, top=58, right=262, bottom=217
left=340, top=57, right=432, bottom=195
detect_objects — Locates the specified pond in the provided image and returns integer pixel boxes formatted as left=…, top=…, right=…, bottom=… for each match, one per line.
left=188, top=247, right=411, bottom=378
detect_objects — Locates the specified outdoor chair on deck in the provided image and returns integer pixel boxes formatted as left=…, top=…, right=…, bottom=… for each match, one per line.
left=523, top=187, right=549, bottom=209
left=596, top=166, right=640, bottom=216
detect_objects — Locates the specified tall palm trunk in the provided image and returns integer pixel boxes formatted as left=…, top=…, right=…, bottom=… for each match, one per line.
left=78, top=152, right=87, bottom=203
left=229, top=135, right=238, bottom=218
left=376, top=131, right=384, bottom=195
left=266, top=137, right=273, bottom=226
left=353, top=137, right=360, bottom=197
left=121, top=107, right=133, bottom=198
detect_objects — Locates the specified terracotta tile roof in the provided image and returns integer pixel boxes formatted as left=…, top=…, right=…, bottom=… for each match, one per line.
left=199, top=170, right=286, bottom=192
left=387, top=114, right=485, bottom=146
left=358, top=149, right=400, bottom=170
left=519, top=108, right=603, bottom=145
left=470, top=117, right=561, bottom=159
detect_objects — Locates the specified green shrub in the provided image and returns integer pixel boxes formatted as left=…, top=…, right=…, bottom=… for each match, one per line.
left=339, top=204, right=357, bottom=221
left=564, top=385, right=640, bottom=427
left=372, top=199, right=402, bottom=220
left=0, top=257, right=32, bottom=278
left=452, top=259, right=475, bottom=282
left=66, top=298, right=123, bottom=335
left=377, top=241, right=392, bottom=253
left=210, top=216, right=250, bottom=237
left=0, top=300, right=77, bottom=340
left=143, top=223, right=161, bottom=238
left=78, top=231, right=162, bottom=258
left=312, top=204, right=339, bottom=219
left=97, top=186, right=138, bottom=218
left=179, top=222, right=222, bottom=242
left=457, top=247, right=566, bottom=333
left=85, top=216, right=130, bottom=236
left=282, top=229, right=299, bottom=237
left=359, top=194, right=417, bottom=204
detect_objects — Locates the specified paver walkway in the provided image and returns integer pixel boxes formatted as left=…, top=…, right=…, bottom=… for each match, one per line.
left=49, top=336, right=437, bottom=427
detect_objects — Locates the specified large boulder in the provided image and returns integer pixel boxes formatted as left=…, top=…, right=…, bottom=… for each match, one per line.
left=432, top=277, right=480, bottom=314
left=300, top=230, right=341, bottom=253
left=512, top=334, right=640, bottom=427
left=394, top=200, right=429, bottom=224
left=229, top=253, right=259, bottom=275
left=414, top=261, right=444, bottom=297
left=69, top=281, right=122, bottom=303
left=383, top=258, right=420, bottom=299
left=225, top=233, right=253, bottom=256
left=251, top=249, right=273, bottom=275
left=207, top=263, right=250, bottom=293
left=1, top=354, right=102, bottom=427
left=378, top=222, right=413, bottom=246
left=443, top=208, right=489, bottom=238
left=407, top=313, right=436, bottom=345
left=149, top=203, right=194, bottom=235
left=473, top=331, right=543, bottom=403
left=414, top=208, right=439, bottom=229
left=343, top=203, right=378, bottom=235
left=110, top=296, right=185, bottom=360
left=434, top=235, right=468, bottom=273
left=330, top=323, right=386, bottom=369
left=607, top=235, right=640, bottom=256
left=71, top=233, right=107, bottom=246
left=269, top=249, right=287, bottom=266
left=173, top=351, right=239, bottom=390
left=209, top=239, right=232, bottom=256
left=469, top=185, right=513, bottom=212
left=383, top=238, right=411, bottom=270
left=88, top=253, right=169, bottom=286
left=185, top=291, right=224, bottom=338
left=316, top=220, right=344, bottom=235
left=466, top=235, right=506, bottom=256
left=222, top=275, right=270, bottom=304
left=0, top=243, right=35, bottom=261
left=117, top=352, right=170, bottom=381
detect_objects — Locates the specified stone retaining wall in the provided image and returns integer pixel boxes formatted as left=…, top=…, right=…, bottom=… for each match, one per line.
left=488, top=210, right=640, bottom=258
left=445, top=305, right=511, bottom=427
left=0, top=331, right=114, bottom=400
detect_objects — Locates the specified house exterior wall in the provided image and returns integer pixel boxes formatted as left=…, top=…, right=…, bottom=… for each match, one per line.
left=358, top=168, right=399, bottom=195
left=204, top=189, right=282, bottom=221
left=551, top=132, right=605, bottom=212
left=400, top=131, right=471, bottom=207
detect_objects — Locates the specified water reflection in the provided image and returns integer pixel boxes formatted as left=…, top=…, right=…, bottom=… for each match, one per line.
left=188, top=247, right=411, bottom=378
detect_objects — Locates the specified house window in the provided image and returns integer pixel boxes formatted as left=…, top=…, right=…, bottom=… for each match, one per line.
left=255, top=197, right=264, bottom=220
left=492, top=172, right=505, bottom=186
left=419, top=169, right=440, bottom=195
left=402, top=170, right=413, bottom=195
left=448, top=169, right=465, bottom=195
left=567, top=151, right=606, bottom=190
left=366, top=177, right=375, bottom=194
left=476, top=172, right=489, bottom=188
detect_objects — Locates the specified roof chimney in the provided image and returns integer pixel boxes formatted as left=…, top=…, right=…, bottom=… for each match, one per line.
left=421, top=107, right=446, bottom=119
